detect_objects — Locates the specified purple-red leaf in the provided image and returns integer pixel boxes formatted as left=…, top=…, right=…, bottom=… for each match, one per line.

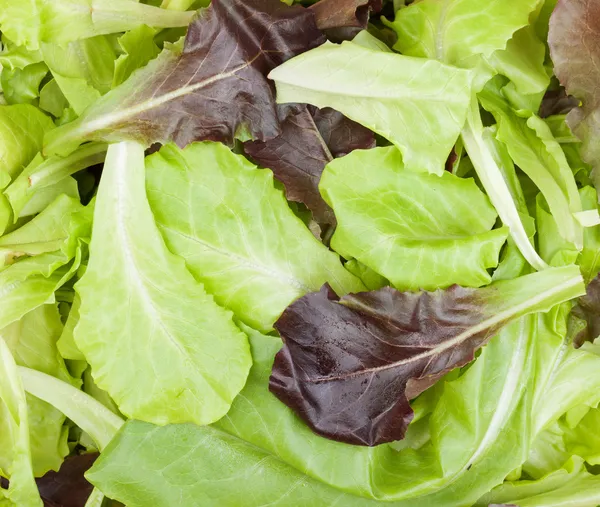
left=309, top=0, right=382, bottom=30
left=572, top=273, right=600, bottom=346
left=549, top=0, right=600, bottom=171
left=244, top=105, right=375, bottom=225
left=37, top=454, right=98, bottom=507
left=270, top=284, right=490, bottom=446
left=269, top=267, right=584, bottom=446
left=45, top=0, right=326, bottom=155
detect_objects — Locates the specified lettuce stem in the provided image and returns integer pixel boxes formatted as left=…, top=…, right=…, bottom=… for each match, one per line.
left=18, top=366, right=124, bottom=451
left=461, top=95, right=548, bottom=271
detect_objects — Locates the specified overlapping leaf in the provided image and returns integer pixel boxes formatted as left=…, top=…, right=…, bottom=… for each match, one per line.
left=244, top=104, right=375, bottom=225
left=145, top=141, right=364, bottom=332
left=270, top=267, right=583, bottom=446
left=549, top=0, right=600, bottom=199
left=74, top=142, right=252, bottom=425
left=269, top=40, right=472, bottom=175
left=320, top=146, right=507, bottom=290
left=44, top=0, right=326, bottom=156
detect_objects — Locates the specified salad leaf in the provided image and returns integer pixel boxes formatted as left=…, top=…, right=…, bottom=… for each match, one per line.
left=113, top=25, right=160, bottom=87
left=0, top=0, right=195, bottom=50
left=44, top=0, right=326, bottom=156
left=35, top=454, right=97, bottom=507
left=0, top=104, right=54, bottom=179
left=478, top=457, right=600, bottom=507
left=388, top=0, right=539, bottom=68
left=270, top=266, right=584, bottom=446
left=1, top=62, right=48, bottom=105
left=0, top=195, right=86, bottom=264
left=0, top=331, right=41, bottom=506
left=19, top=367, right=124, bottom=452
left=321, top=146, right=507, bottom=290
left=308, top=0, right=381, bottom=30
left=269, top=40, right=473, bottom=175
left=38, top=79, right=68, bottom=118
left=41, top=36, right=116, bottom=115
left=479, top=81, right=584, bottom=249
left=488, top=25, right=550, bottom=108
left=244, top=104, right=375, bottom=225
left=0, top=252, right=83, bottom=330
left=549, top=0, right=600, bottom=185
left=1, top=305, right=73, bottom=477
left=74, top=141, right=252, bottom=425
left=4, top=143, right=107, bottom=219
left=145, top=141, right=365, bottom=332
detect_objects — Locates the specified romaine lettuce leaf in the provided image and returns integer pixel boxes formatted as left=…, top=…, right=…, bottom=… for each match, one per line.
left=74, top=142, right=252, bottom=425
left=145, top=141, right=364, bottom=332
left=478, top=457, right=600, bottom=507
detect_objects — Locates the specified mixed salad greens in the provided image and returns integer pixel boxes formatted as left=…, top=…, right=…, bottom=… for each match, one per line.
left=1, top=0, right=600, bottom=505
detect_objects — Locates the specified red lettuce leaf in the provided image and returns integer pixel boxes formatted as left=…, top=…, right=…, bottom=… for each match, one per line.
left=37, top=454, right=98, bottom=507
left=270, top=267, right=584, bottom=446
left=309, top=0, right=382, bottom=30
left=244, top=104, right=375, bottom=225
left=572, top=273, right=600, bottom=346
left=549, top=0, right=600, bottom=171
left=45, top=0, right=325, bottom=155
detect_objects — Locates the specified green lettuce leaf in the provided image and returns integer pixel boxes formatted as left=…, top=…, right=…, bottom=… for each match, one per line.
left=19, top=366, right=124, bottom=451
left=41, top=36, right=116, bottom=115
left=85, top=268, right=587, bottom=507
left=145, top=142, right=364, bottom=332
left=1, top=62, right=48, bottom=105
left=0, top=194, right=86, bottom=265
left=269, top=40, right=473, bottom=175
left=479, top=81, right=584, bottom=250
left=74, top=141, right=252, bottom=425
left=0, top=104, right=54, bottom=179
left=0, top=253, right=81, bottom=330
left=113, top=25, right=160, bottom=87
left=4, top=143, right=107, bottom=219
left=320, top=146, right=507, bottom=290
left=1, top=305, right=75, bottom=477
left=0, top=333, right=41, bottom=506
left=0, top=0, right=194, bottom=50
left=38, top=79, right=68, bottom=118
left=388, top=0, right=539, bottom=68
left=478, top=457, right=600, bottom=507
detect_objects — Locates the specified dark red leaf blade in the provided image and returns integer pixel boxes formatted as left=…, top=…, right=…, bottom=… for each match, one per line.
left=270, top=284, right=490, bottom=446
left=45, top=0, right=325, bottom=155
left=309, top=0, right=383, bottom=30
left=270, top=267, right=584, bottom=446
left=36, top=454, right=98, bottom=507
left=244, top=105, right=374, bottom=225
left=572, top=273, right=600, bottom=346
left=549, top=0, right=600, bottom=173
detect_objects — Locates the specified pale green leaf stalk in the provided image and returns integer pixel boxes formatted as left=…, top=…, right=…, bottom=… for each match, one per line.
left=0, top=338, right=42, bottom=507
left=461, top=95, right=548, bottom=271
